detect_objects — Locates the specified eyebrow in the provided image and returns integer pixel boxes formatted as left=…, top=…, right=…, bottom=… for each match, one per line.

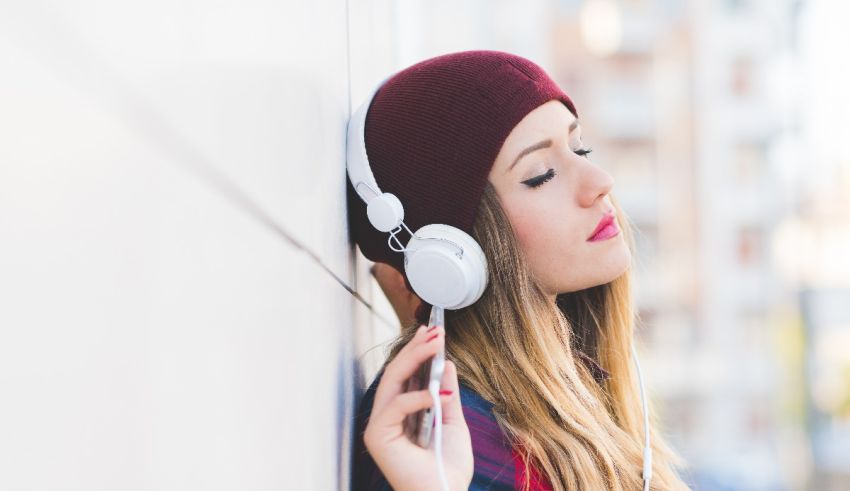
left=508, top=119, right=580, bottom=173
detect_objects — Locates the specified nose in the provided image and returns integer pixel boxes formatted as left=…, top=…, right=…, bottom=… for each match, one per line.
left=578, top=161, right=614, bottom=208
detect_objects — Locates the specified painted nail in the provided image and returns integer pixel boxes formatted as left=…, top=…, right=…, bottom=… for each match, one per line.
left=426, top=332, right=439, bottom=342
left=439, top=389, right=453, bottom=396
left=426, top=325, right=438, bottom=333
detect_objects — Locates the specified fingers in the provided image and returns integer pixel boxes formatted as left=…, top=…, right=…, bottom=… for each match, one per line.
left=438, top=360, right=466, bottom=425
left=372, top=323, right=445, bottom=416
left=365, top=389, right=430, bottom=449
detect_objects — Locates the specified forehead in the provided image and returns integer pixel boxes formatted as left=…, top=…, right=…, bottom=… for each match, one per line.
left=508, top=101, right=576, bottom=145
left=516, top=99, right=576, bottom=133
left=492, top=101, right=579, bottom=169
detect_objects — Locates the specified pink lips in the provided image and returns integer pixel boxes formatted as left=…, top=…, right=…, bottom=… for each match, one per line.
left=587, top=210, right=619, bottom=242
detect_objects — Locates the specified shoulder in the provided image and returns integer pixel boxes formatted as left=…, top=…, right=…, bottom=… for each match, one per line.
left=351, top=369, right=391, bottom=491
left=457, top=384, right=518, bottom=489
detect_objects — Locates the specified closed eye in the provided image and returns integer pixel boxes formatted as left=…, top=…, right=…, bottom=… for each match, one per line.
left=522, top=168, right=556, bottom=188
left=520, top=144, right=594, bottom=188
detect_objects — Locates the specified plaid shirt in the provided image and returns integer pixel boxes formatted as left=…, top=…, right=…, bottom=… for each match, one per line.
left=351, top=355, right=609, bottom=490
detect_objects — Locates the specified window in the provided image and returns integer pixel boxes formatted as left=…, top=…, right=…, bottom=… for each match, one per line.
left=730, top=56, right=754, bottom=97
left=734, top=141, right=766, bottom=185
left=736, top=226, right=763, bottom=267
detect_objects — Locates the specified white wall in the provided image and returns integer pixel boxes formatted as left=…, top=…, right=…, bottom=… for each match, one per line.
left=0, top=1, right=396, bottom=489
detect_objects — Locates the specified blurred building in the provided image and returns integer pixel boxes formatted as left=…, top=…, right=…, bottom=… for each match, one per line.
left=790, top=1, right=850, bottom=489
left=550, top=0, right=807, bottom=489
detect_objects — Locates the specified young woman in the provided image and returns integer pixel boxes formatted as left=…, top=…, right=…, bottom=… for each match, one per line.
left=349, top=50, right=691, bottom=490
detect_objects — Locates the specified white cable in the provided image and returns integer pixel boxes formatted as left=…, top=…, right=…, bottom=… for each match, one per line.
left=429, top=380, right=450, bottom=491
left=631, top=343, right=653, bottom=491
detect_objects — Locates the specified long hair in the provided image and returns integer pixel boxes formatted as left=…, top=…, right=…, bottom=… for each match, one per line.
left=385, top=182, right=692, bottom=490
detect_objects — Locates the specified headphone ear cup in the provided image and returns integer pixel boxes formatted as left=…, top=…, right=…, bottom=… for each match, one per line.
left=403, top=224, right=488, bottom=310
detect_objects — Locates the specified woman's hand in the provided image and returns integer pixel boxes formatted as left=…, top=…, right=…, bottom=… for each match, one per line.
left=364, top=324, right=473, bottom=491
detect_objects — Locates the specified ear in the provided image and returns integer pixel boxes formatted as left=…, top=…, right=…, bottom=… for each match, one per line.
left=370, top=262, right=422, bottom=328
left=372, top=263, right=414, bottom=297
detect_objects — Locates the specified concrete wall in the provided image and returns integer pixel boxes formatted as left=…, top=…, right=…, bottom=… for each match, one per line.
left=0, top=1, right=400, bottom=489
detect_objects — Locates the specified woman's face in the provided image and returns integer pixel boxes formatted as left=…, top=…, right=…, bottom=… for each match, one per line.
left=487, top=100, right=630, bottom=301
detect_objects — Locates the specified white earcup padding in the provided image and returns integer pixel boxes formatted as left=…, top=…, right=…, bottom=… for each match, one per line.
left=404, top=224, right=488, bottom=310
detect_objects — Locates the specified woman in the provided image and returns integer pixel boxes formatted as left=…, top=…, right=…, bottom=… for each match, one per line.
left=349, top=50, right=691, bottom=490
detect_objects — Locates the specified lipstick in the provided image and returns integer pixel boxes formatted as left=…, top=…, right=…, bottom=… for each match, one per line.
left=588, top=211, right=619, bottom=242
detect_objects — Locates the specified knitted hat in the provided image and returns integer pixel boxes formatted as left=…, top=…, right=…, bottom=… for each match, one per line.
left=346, top=50, right=577, bottom=323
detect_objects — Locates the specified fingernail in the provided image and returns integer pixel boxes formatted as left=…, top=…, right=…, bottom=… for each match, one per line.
left=439, top=389, right=453, bottom=396
left=426, top=324, right=438, bottom=333
left=426, top=332, right=439, bottom=342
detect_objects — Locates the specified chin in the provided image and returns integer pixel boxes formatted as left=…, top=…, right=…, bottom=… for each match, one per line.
left=593, top=263, right=629, bottom=288
left=570, top=246, right=631, bottom=291
left=545, top=242, right=633, bottom=294
left=607, top=242, right=632, bottom=279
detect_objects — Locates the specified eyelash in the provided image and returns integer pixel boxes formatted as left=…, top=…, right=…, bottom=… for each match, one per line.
left=522, top=147, right=593, bottom=188
left=523, top=169, right=556, bottom=188
left=575, top=146, right=593, bottom=157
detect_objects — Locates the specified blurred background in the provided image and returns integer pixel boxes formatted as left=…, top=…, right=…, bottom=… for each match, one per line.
left=1, top=0, right=848, bottom=490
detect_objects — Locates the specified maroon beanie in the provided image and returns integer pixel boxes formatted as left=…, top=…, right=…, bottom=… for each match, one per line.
left=346, top=50, right=577, bottom=324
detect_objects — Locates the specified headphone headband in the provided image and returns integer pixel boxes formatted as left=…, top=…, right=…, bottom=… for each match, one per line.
left=346, top=77, right=390, bottom=205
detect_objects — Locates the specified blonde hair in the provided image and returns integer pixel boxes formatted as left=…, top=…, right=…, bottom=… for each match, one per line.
left=386, top=183, right=692, bottom=490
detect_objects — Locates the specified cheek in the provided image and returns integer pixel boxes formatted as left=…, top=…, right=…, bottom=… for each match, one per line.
left=507, top=204, right=577, bottom=260
left=505, top=206, right=544, bottom=252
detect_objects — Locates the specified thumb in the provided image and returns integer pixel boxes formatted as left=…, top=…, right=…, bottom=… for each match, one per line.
left=438, top=360, right=466, bottom=425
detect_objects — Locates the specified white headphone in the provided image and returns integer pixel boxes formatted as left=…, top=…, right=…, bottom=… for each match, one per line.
left=347, top=77, right=652, bottom=491
left=346, top=77, right=489, bottom=310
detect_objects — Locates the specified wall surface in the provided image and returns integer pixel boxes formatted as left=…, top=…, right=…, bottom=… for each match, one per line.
left=0, top=1, right=394, bottom=489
